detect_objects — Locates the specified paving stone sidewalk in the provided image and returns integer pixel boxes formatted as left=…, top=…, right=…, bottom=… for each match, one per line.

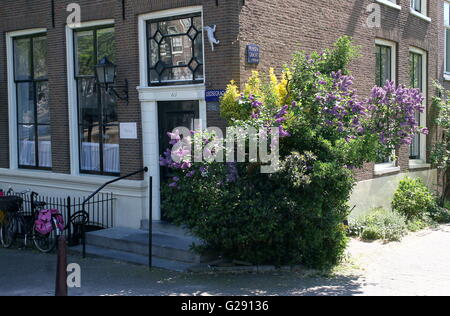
left=0, top=224, right=449, bottom=296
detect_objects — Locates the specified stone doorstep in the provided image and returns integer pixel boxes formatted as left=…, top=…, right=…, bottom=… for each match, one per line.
left=69, top=244, right=314, bottom=274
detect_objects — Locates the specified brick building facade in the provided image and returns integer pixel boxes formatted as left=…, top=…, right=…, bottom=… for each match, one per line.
left=0, top=0, right=445, bottom=228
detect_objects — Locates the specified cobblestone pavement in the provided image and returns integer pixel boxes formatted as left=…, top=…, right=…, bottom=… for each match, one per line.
left=0, top=224, right=449, bottom=296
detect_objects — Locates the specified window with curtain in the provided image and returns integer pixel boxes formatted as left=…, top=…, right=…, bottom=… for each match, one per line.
left=409, top=52, right=424, bottom=160
left=147, top=13, right=204, bottom=86
left=74, top=26, right=120, bottom=175
left=13, top=34, right=52, bottom=169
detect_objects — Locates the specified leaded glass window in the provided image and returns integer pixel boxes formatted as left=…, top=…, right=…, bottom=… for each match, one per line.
left=147, top=13, right=204, bottom=85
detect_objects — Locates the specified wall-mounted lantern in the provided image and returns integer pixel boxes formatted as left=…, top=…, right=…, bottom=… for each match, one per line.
left=95, top=57, right=129, bottom=105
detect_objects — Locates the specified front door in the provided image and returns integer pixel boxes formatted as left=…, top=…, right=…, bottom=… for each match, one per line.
left=158, top=101, right=199, bottom=219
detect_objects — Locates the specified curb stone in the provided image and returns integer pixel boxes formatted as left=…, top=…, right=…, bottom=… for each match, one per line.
left=187, top=263, right=314, bottom=274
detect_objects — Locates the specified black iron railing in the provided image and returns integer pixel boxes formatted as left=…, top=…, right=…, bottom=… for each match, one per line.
left=80, top=167, right=149, bottom=261
left=20, top=192, right=115, bottom=244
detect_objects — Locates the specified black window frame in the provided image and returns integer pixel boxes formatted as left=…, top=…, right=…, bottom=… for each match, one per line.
left=146, top=13, right=204, bottom=86
left=13, top=32, right=51, bottom=171
left=73, top=24, right=120, bottom=176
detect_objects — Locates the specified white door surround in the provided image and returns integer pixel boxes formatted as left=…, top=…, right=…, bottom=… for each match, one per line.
left=138, top=6, right=207, bottom=221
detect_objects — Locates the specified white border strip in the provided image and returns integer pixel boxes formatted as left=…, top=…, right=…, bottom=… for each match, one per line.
left=410, top=8, right=431, bottom=22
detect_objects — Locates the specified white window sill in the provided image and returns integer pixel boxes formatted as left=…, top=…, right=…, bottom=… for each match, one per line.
left=410, top=9, right=431, bottom=22
left=376, top=0, right=401, bottom=10
left=374, top=165, right=401, bottom=176
left=444, top=73, right=450, bottom=81
left=409, top=160, right=431, bottom=170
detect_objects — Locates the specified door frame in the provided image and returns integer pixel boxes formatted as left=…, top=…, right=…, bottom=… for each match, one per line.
left=138, top=6, right=206, bottom=221
left=138, top=85, right=207, bottom=221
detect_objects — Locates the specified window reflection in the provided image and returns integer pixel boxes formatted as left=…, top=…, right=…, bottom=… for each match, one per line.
left=14, top=34, right=51, bottom=169
left=75, top=26, right=120, bottom=175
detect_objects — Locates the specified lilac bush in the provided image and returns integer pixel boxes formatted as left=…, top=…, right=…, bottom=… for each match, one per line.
left=366, top=81, right=428, bottom=147
left=160, top=36, right=432, bottom=268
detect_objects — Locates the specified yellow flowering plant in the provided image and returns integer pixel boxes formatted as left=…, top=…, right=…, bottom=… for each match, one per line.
left=220, top=69, right=291, bottom=125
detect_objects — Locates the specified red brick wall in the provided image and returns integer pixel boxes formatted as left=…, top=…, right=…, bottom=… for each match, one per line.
left=0, top=0, right=443, bottom=182
left=0, top=0, right=241, bottom=179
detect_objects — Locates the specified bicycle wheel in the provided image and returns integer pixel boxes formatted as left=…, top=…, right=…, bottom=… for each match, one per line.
left=0, top=214, right=17, bottom=248
left=32, top=223, right=57, bottom=253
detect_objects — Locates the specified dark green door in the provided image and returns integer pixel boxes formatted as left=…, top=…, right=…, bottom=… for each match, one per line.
left=158, top=101, right=199, bottom=157
left=158, top=101, right=199, bottom=221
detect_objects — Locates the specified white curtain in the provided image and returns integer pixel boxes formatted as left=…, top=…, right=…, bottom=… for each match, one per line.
left=19, top=140, right=52, bottom=168
left=81, top=142, right=120, bottom=173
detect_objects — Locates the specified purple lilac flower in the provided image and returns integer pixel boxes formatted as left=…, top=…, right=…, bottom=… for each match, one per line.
left=279, top=126, right=291, bottom=138
left=167, top=130, right=181, bottom=145
left=226, top=163, right=239, bottom=183
left=186, top=170, right=196, bottom=177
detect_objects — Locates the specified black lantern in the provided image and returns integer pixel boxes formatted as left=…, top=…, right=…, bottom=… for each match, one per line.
left=95, top=56, right=129, bottom=105
left=95, top=57, right=116, bottom=86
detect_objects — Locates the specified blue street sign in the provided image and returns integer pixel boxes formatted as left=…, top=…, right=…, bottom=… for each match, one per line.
left=205, top=89, right=226, bottom=102
left=247, top=44, right=260, bottom=64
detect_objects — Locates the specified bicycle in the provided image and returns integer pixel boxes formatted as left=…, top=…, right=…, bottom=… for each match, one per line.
left=0, top=189, right=59, bottom=253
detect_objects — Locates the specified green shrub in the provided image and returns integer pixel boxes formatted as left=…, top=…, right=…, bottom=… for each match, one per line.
left=163, top=157, right=353, bottom=269
left=392, top=177, right=437, bottom=221
left=349, top=208, right=408, bottom=242
left=406, top=217, right=434, bottom=232
left=428, top=205, right=450, bottom=224
left=444, top=199, right=450, bottom=210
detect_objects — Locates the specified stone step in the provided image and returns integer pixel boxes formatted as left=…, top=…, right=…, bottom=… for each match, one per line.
left=140, top=220, right=193, bottom=237
left=69, top=245, right=194, bottom=272
left=85, top=227, right=207, bottom=263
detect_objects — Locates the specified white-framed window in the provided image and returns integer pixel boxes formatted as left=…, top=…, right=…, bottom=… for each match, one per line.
left=6, top=28, right=52, bottom=171
left=409, top=47, right=427, bottom=165
left=410, top=0, right=430, bottom=21
left=140, top=6, right=205, bottom=87
left=411, top=0, right=426, bottom=14
left=444, top=1, right=450, bottom=77
left=66, top=19, right=120, bottom=176
left=374, top=39, right=398, bottom=173
left=375, top=39, right=396, bottom=87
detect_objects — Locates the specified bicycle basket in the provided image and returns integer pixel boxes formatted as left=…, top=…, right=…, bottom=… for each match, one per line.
left=0, top=196, right=23, bottom=213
